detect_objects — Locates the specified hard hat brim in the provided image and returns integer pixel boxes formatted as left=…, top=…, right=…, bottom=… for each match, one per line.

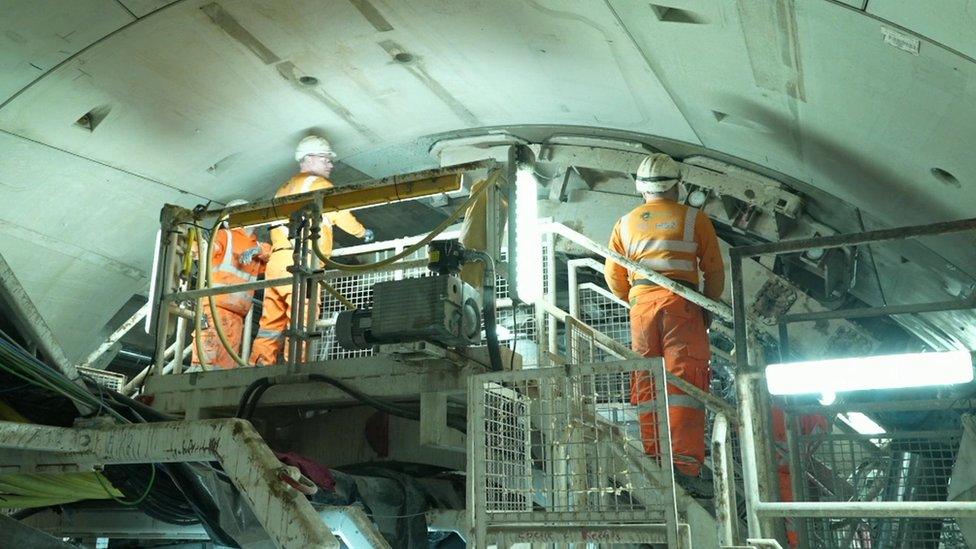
left=635, top=177, right=679, bottom=193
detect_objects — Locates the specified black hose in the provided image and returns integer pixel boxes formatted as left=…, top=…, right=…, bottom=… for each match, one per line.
left=242, top=381, right=273, bottom=421
left=465, top=251, right=503, bottom=372
left=235, top=377, right=271, bottom=418
left=236, top=374, right=466, bottom=432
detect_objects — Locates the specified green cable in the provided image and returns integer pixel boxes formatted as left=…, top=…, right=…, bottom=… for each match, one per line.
left=94, top=464, right=156, bottom=507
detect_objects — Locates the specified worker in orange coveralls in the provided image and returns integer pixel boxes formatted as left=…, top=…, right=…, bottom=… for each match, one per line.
left=772, top=406, right=829, bottom=547
left=604, top=153, right=725, bottom=496
left=191, top=200, right=270, bottom=369
left=249, top=135, right=374, bottom=365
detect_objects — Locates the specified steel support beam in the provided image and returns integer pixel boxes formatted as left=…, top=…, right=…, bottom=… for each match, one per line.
left=734, top=216, right=976, bottom=256
left=145, top=354, right=484, bottom=415
left=711, top=413, right=740, bottom=546
left=779, top=296, right=976, bottom=323
left=0, top=419, right=340, bottom=549
left=81, top=302, right=150, bottom=368
left=755, top=501, right=976, bottom=519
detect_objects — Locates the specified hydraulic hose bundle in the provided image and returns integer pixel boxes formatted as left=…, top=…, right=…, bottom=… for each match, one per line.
left=0, top=330, right=238, bottom=543
left=235, top=374, right=466, bottom=432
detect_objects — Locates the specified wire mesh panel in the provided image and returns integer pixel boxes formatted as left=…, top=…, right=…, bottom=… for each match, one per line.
left=578, top=283, right=632, bottom=354
left=309, top=249, right=429, bottom=361
left=793, top=429, right=966, bottom=548
left=308, top=236, right=549, bottom=363
left=468, top=360, right=680, bottom=547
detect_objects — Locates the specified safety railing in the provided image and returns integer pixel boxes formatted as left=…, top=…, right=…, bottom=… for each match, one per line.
left=536, top=222, right=739, bottom=421
left=133, top=224, right=547, bottom=389
left=729, top=216, right=976, bottom=544
left=466, top=359, right=683, bottom=548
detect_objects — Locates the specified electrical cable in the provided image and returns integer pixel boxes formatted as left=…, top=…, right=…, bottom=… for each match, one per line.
left=190, top=227, right=214, bottom=371
left=242, top=381, right=273, bottom=421
left=465, top=250, right=503, bottom=372
left=201, top=224, right=248, bottom=368
left=235, top=375, right=465, bottom=432
left=0, top=337, right=128, bottom=423
left=310, top=170, right=499, bottom=273
left=0, top=338, right=234, bottom=537
left=235, top=377, right=271, bottom=419
left=95, top=464, right=156, bottom=506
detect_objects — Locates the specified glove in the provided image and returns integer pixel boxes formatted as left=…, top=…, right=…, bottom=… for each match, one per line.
left=239, top=246, right=263, bottom=264
left=362, top=229, right=375, bottom=243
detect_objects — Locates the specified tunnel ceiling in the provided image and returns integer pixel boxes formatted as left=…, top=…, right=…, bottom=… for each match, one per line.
left=2, top=0, right=976, bottom=359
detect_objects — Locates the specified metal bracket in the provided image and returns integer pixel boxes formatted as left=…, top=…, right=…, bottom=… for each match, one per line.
left=0, top=419, right=340, bottom=549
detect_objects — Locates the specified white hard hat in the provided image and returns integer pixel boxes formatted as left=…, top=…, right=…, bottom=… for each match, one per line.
left=635, top=153, right=681, bottom=194
left=225, top=199, right=248, bottom=208
left=295, top=135, right=335, bottom=162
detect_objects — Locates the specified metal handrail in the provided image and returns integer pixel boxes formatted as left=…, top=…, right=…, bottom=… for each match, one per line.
left=711, top=413, right=740, bottom=546
left=536, top=299, right=738, bottom=421
left=544, top=222, right=733, bottom=321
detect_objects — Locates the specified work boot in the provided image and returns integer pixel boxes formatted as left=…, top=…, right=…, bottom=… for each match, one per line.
left=674, top=470, right=714, bottom=499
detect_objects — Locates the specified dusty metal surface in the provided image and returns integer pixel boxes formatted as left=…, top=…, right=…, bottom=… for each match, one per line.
left=0, top=514, right=79, bottom=549
left=0, top=419, right=340, bottom=548
left=144, top=354, right=482, bottom=415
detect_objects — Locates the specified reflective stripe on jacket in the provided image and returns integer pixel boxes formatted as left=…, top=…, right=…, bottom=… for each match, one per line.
left=604, top=198, right=725, bottom=302
left=209, top=228, right=264, bottom=316
left=267, top=173, right=367, bottom=280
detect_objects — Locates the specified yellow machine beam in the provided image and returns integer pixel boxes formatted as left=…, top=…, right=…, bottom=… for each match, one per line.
left=192, top=160, right=494, bottom=228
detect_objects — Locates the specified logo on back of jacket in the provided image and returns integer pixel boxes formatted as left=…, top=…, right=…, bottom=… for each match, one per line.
left=639, top=211, right=678, bottom=230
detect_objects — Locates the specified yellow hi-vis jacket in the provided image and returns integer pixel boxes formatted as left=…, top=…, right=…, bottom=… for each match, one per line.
left=604, top=198, right=725, bottom=303
left=266, top=173, right=367, bottom=280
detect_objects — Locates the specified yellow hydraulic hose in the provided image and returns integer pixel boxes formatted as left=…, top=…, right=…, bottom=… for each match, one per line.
left=311, top=170, right=500, bottom=273
left=199, top=212, right=356, bottom=368
left=201, top=223, right=249, bottom=368
left=323, top=282, right=356, bottom=310
left=192, top=227, right=215, bottom=370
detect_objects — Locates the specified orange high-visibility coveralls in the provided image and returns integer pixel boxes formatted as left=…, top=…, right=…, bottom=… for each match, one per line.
left=604, top=198, right=725, bottom=476
left=191, top=228, right=268, bottom=369
left=772, top=406, right=828, bottom=547
left=250, top=174, right=366, bottom=365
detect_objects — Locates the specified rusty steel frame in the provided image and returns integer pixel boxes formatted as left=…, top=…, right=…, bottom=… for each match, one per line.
left=0, top=418, right=340, bottom=549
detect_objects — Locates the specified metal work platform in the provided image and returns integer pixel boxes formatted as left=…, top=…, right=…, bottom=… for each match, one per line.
left=145, top=350, right=491, bottom=417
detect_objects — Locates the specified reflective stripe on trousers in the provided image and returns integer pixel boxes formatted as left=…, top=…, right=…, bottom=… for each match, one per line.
left=629, top=291, right=711, bottom=477
left=256, top=328, right=285, bottom=340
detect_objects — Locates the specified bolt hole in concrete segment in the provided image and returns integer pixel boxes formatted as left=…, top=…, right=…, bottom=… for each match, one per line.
left=931, top=167, right=960, bottom=188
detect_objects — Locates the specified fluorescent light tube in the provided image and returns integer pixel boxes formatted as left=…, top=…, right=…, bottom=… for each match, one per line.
left=514, top=168, right=542, bottom=303
left=766, top=350, right=973, bottom=395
